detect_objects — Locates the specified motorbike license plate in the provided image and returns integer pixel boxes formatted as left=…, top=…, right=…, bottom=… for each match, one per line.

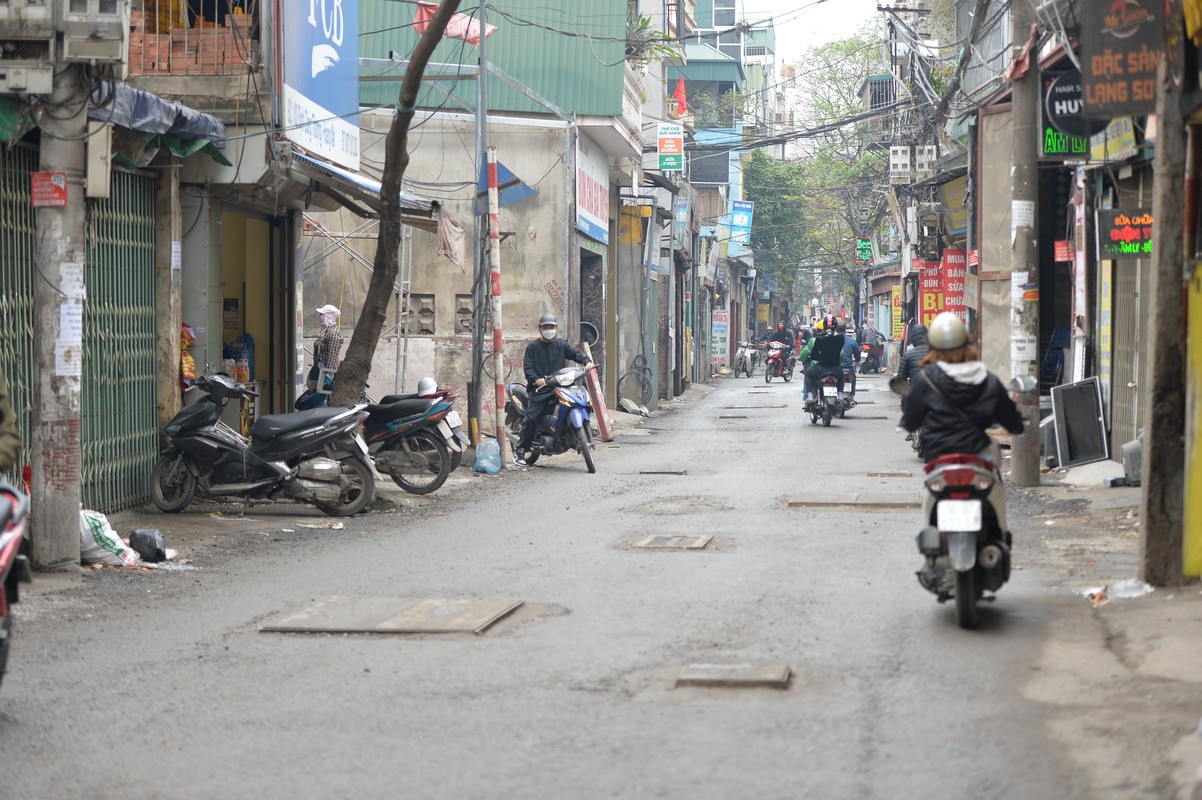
left=937, top=499, right=982, bottom=532
left=446, top=410, right=463, bottom=427
left=822, top=386, right=838, bottom=397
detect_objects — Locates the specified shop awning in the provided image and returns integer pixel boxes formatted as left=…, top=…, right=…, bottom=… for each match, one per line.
left=88, top=82, right=230, bottom=166
left=288, top=149, right=440, bottom=231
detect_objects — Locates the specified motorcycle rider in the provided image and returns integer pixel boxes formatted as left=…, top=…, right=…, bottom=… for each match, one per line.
left=514, top=314, right=592, bottom=466
left=899, top=312, right=1024, bottom=529
left=801, top=314, right=846, bottom=404
left=761, top=321, right=795, bottom=375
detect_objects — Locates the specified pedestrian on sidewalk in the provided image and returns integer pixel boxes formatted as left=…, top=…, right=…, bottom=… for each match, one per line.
left=309, top=304, right=343, bottom=390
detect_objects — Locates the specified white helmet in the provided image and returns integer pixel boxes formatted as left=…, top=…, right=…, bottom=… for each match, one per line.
left=927, top=312, right=969, bottom=350
left=417, top=376, right=438, bottom=397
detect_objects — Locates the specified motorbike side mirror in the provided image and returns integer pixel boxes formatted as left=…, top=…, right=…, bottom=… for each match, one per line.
left=889, top=376, right=911, bottom=397
left=1009, top=375, right=1038, bottom=393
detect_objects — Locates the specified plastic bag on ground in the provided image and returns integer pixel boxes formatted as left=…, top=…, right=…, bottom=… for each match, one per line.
left=79, top=510, right=141, bottom=566
left=129, top=529, right=167, bottom=563
left=473, top=439, right=501, bottom=473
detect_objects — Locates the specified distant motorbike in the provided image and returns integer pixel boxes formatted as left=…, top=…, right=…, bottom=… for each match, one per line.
left=860, top=342, right=882, bottom=373
left=151, top=374, right=375, bottom=516
left=0, top=481, right=32, bottom=693
left=733, top=341, right=759, bottom=378
left=763, top=342, right=796, bottom=383
left=505, top=365, right=597, bottom=473
left=805, top=371, right=845, bottom=427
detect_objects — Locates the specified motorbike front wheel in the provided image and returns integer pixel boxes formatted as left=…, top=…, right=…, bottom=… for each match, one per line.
left=764, top=364, right=773, bottom=384
left=388, top=431, right=450, bottom=494
left=575, top=426, right=596, bottom=474
left=150, top=451, right=198, bottom=513
left=734, top=356, right=746, bottom=377
left=316, top=457, right=376, bottom=516
left=954, top=569, right=979, bottom=629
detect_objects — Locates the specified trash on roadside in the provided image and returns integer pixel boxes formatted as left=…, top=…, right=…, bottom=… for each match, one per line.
left=205, top=512, right=223, bottom=518
left=1084, top=588, right=1109, bottom=607
left=79, top=510, right=141, bottom=567
left=128, top=529, right=167, bottom=563
left=297, top=522, right=344, bottom=530
left=618, top=398, right=650, bottom=416
left=1108, top=578, right=1154, bottom=599
left=473, top=438, right=501, bottom=473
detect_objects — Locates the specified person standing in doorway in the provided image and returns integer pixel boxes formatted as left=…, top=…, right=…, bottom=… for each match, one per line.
left=309, top=304, right=344, bottom=390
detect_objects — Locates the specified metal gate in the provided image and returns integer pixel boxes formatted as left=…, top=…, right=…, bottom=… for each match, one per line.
left=82, top=170, right=158, bottom=511
left=0, top=145, right=37, bottom=485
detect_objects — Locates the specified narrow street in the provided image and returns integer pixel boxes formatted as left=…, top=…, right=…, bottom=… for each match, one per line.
left=0, top=370, right=1192, bottom=799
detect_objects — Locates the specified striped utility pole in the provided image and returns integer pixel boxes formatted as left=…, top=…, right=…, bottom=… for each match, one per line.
left=487, top=146, right=509, bottom=463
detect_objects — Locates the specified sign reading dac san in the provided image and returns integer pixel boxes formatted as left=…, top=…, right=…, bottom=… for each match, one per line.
left=282, top=0, right=361, bottom=170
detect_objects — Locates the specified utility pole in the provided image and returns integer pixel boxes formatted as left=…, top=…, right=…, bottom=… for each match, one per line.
left=1007, top=5, right=1040, bottom=487
left=1140, top=48, right=1188, bottom=586
left=31, top=63, right=87, bottom=568
left=468, top=0, right=488, bottom=445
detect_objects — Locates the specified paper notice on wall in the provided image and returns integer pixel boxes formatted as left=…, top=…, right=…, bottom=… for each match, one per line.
left=59, top=263, right=85, bottom=301
left=55, top=342, right=82, bottom=376
left=171, top=241, right=182, bottom=271
left=1011, top=272, right=1028, bottom=307
left=1011, top=335, right=1037, bottom=365
left=59, top=303, right=84, bottom=345
left=1011, top=200, right=1035, bottom=245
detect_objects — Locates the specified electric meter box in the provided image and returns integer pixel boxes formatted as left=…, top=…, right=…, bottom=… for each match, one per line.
left=58, top=0, right=129, bottom=64
left=0, top=0, right=57, bottom=94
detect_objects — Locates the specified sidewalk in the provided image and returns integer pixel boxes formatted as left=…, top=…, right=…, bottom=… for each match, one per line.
left=1012, top=458, right=1202, bottom=798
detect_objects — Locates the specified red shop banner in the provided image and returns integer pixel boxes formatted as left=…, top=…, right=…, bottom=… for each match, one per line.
left=918, top=260, right=943, bottom=327
left=941, top=249, right=967, bottom=323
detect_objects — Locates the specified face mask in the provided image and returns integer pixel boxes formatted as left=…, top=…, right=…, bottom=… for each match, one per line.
left=540, top=328, right=557, bottom=341
left=320, top=312, right=339, bottom=328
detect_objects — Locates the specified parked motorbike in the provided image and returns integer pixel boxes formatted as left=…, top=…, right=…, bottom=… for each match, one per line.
left=805, top=372, right=845, bottom=426
left=504, top=365, right=597, bottom=473
left=733, top=341, right=758, bottom=378
left=763, top=342, right=796, bottom=384
left=860, top=342, right=882, bottom=373
left=151, top=374, right=375, bottom=516
left=916, top=453, right=1011, bottom=629
left=363, top=390, right=464, bottom=494
left=0, top=481, right=32, bottom=693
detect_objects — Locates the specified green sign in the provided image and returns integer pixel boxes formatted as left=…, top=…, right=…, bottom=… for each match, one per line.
left=1041, top=125, right=1088, bottom=159
left=659, top=154, right=683, bottom=170
left=855, top=237, right=872, bottom=263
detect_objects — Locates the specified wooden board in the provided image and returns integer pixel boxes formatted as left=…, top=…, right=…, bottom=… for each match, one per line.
left=580, top=342, right=614, bottom=441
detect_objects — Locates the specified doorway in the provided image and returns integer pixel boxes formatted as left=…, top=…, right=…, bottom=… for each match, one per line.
left=580, top=249, right=605, bottom=383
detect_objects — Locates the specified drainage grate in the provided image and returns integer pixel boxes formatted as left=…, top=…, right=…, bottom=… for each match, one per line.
left=260, top=597, right=524, bottom=634
left=635, top=534, right=712, bottom=549
left=675, top=663, right=791, bottom=688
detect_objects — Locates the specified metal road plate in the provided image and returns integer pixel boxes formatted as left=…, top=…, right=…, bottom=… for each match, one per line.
left=868, top=472, right=913, bottom=478
left=635, top=534, right=712, bottom=549
left=676, top=663, right=791, bottom=688
left=786, top=493, right=920, bottom=509
left=260, top=597, right=523, bottom=634
left=639, top=470, right=688, bottom=476
left=723, top=405, right=787, bottom=410
left=719, top=415, right=747, bottom=419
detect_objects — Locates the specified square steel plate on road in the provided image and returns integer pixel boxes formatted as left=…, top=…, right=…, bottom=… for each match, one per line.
left=260, top=597, right=523, bottom=634
left=676, top=663, right=791, bottom=688
left=635, top=534, right=712, bottom=549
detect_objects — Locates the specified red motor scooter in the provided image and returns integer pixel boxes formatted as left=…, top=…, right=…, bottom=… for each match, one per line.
left=763, top=342, right=796, bottom=384
left=0, top=481, right=32, bottom=692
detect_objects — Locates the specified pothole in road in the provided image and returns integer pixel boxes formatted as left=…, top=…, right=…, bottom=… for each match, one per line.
left=628, top=496, right=732, bottom=515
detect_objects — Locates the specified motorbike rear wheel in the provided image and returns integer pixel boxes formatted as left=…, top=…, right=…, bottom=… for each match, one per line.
left=734, top=355, right=746, bottom=377
left=150, top=451, right=198, bottom=513
left=954, top=569, right=979, bottom=629
left=822, top=406, right=833, bottom=427
left=316, top=456, right=375, bottom=516
left=783, top=366, right=793, bottom=382
left=575, top=426, right=596, bottom=474
left=388, top=431, right=450, bottom=494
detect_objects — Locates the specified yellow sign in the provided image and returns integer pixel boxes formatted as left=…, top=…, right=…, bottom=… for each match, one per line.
left=891, top=286, right=904, bottom=339
left=1090, top=117, right=1138, bottom=163
left=1186, top=262, right=1202, bottom=575
left=756, top=302, right=770, bottom=323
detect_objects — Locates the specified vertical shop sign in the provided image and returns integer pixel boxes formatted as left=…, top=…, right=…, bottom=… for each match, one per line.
left=941, top=249, right=967, bottom=322
left=657, top=123, right=684, bottom=171
left=711, top=310, right=728, bottom=365
left=576, top=136, right=610, bottom=245
left=891, top=286, right=904, bottom=340
left=918, top=260, right=943, bottom=327
left=1098, top=260, right=1113, bottom=405
left=1079, top=0, right=1162, bottom=118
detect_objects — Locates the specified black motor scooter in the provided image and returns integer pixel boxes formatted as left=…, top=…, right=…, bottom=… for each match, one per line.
left=151, top=374, right=375, bottom=516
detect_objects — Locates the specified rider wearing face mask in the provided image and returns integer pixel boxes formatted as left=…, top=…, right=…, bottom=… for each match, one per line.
left=514, top=314, right=592, bottom=466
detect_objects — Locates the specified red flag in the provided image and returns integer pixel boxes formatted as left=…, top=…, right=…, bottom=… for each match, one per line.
left=673, top=77, right=688, bottom=115
left=413, top=2, right=497, bottom=46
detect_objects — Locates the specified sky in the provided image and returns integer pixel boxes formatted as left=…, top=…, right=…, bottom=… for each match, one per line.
left=744, top=0, right=880, bottom=67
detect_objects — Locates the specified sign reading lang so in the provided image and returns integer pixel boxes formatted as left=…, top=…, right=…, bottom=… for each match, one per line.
left=1079, top=0, right=1162, bottom=118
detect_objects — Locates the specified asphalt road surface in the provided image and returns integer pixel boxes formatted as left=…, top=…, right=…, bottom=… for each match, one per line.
left=2, top=369, right=1092, bottom=799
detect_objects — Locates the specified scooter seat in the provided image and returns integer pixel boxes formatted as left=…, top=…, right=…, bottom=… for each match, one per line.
left=377, top=392, right=420, bottom=405
left=251, top=407, right=348, bottom=440
left=366, top=397, right=431, bottom=422
left=508, top=383, right=528, bottom=404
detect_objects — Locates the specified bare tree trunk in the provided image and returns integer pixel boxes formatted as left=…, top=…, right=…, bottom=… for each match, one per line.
left=330, top=0, right=463, bottom=406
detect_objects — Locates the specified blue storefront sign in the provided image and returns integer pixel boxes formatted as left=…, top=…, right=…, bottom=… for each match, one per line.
left=282, top=0, right=361, bottom=170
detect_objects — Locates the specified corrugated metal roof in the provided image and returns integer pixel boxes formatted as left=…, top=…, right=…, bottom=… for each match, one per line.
left=669, top=42, right=745, bottom=85
left=359, top=0, right=626, bottom=116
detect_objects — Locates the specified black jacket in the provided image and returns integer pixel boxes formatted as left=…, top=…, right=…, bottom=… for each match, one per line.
left=901, top=361, right=1024, bottom=461
left=898, top=332, right=928, bottom=383
left=766, top=327, right=793, bottom=345
left=523, top=337, right=589, bottom=388
left=805, top=333, right=846, bottom=368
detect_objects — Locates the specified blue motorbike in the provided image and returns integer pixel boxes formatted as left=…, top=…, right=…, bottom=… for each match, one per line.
left=504, top=366, right=596, bottom=473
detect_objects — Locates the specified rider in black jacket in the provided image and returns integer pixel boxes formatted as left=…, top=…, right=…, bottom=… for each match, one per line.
left=514, top=314, right=591, bottom=465
left=900, top=312, right=1024, bottom=463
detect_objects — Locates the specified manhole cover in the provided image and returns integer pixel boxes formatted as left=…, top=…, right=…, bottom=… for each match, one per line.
left=635, top=534, right=712, bottom=549
left=260, top=597, right=523, bottom=634
left=719, top=415, right=747, bottom=419
left=675, top=663, right=791, bottom=688
left=639, top=469, right=688, bottom=476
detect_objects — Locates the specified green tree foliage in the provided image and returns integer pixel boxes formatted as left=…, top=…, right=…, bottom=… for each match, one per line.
left=744, top=26, right=888, bottom=306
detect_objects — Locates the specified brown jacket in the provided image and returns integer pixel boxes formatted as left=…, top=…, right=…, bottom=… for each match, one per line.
left=0, top=367, right=21, bottom=473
